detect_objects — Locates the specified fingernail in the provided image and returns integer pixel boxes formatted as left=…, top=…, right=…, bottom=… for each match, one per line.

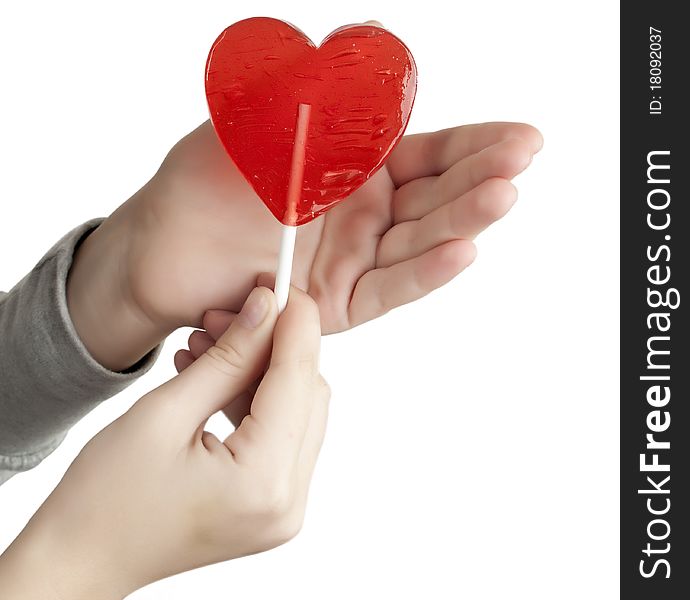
left=237, top=288, right=268, bottom=329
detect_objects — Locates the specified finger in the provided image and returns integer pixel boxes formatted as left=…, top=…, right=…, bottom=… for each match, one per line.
left=335, top=20, right=385, bottom=34
left=188, top=330, right=216, bottom=358
left=256, top=272, right=276, bottom=290
left=174, top=349, right=195, bottom=373
left=203, top=310, right=237, bottom=341
left=297, top=375, right=330, bottom=492
left=387, top=122, right=543, bottom=187
left=160, top=287, right=278, bottom=425
left=221, top=378, right=260, bottom=428
left=292, top=376, right=330, bottom=522
left=268, top=288, right=321, bottom=372
left=348, top=240, right=476, bottom=327
left=226, top=287, right=322, bottom=462
left=378, top=178, right=517, bottom=268
left=222, top=390, right=253, bottom=429
left=393, top=138, right=531, bottom=223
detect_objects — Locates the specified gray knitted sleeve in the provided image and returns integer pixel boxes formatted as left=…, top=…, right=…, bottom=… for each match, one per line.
left=0, top=220, right=161, bottom=485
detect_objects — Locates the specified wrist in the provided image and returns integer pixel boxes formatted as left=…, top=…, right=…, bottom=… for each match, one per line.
left=66, top=190, right=170, bottom=372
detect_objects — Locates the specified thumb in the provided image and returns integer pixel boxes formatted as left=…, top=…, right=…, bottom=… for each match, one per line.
left=161, top=286, right=278, bottom=425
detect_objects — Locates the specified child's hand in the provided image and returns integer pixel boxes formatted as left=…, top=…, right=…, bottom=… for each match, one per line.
left=0, top=287, right=329, bottom=599
left=67, top=120, right=541, bottom=370
left=138, top=121, right=542, bottom=331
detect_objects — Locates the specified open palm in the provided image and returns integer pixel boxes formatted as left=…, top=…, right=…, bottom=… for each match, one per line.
left=130, top=119, right=541, bottom=349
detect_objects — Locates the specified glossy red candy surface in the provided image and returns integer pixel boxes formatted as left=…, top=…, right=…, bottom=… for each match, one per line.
left=205, top=17, right=416, bottom=225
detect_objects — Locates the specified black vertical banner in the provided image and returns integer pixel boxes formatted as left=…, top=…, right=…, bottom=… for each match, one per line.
left=621, top=3, right=689, bottom=598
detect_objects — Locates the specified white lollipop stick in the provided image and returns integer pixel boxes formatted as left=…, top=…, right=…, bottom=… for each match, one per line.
left=275, top=224, right=296, bottom=313
left=275, top=102, right=311, bottom=312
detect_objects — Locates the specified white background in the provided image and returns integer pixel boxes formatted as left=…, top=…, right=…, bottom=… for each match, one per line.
left=0, top=1, right=620, bottom=598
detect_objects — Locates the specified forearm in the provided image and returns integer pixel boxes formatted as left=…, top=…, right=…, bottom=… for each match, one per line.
left=0, top=514, right=126, bottom=600
left=66, top=193, right=171, bottom=372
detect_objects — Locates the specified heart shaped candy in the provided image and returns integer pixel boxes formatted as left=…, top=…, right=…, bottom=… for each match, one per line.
left=205, top=17, right=417, bottom=225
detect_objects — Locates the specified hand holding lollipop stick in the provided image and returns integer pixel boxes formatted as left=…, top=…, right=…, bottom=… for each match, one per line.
left=205, top=17, right=417, bottom=310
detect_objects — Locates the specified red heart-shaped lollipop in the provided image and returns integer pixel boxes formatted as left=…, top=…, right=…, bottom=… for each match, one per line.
left=205, top=18, right=417, bottom=226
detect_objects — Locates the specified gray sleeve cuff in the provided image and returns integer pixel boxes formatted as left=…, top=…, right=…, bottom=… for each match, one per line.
left=0, top=220, right=162, bottom=478
left=0, top=469, right=17, bottom=486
